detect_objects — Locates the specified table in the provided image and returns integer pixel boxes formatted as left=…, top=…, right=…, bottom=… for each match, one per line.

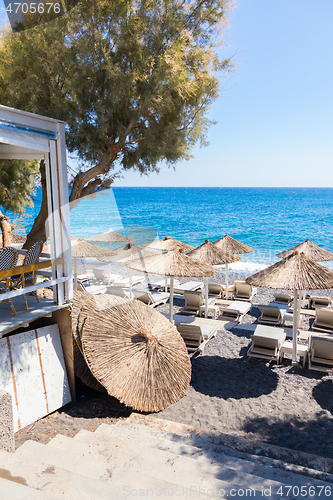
left=279, top=340, right=308, bottom=368
left=199, top=304, right=220, bottom=319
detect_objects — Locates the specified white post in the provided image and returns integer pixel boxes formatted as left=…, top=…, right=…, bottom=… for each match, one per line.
left=292, top=289, right=298, bottom=364
left=205, top=277, right=208, bottom=318
left=74, top=257, right=78, bottom=290
left=225, top=263, right=229, bottom=298
left=108, top=241, right=112, bottom=285
left=297, top=291, right=302, bottom=328
left=165, top=276, right=168, bottom=292
left=129, top=268, right=133, bottom=298
left=169, top=276, right=174, bottom=324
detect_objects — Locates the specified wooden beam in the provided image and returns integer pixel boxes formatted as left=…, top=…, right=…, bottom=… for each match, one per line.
left=0, top=258, right=64, bottom=280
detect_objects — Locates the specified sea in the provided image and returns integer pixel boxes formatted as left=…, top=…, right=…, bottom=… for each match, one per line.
left=12, top=187, right=333, bottom=277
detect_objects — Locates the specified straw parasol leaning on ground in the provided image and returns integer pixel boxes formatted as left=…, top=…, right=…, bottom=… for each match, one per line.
left=71, top=290, right=129, bottom=391
left=212, top=234, right=254, bottom=291
left=127, top=247, right=219, bottom=323
left=81, top=300, right=191, bottom=412
left=246, top=251, right=333, bottom=364
left=142, top=236, right=194, bottom=252
left=187, top=239, right=240, bottom=317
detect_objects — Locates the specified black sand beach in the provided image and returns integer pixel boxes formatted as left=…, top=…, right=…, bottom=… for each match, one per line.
left=15, top=263, right=333, bottom=461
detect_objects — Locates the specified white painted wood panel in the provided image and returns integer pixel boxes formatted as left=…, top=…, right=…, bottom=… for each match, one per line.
left=0, top=324, right=71, bottom=432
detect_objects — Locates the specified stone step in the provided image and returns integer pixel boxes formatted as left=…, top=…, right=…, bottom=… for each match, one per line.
left=50, top=431, right=268, bottom=498
left=0, top=476, right=59, bottom=500
left=118, top=414, right=333, bottom=482
left=76, top=425, right=326, bottom=499
left=0, top=448, right=208, bottom=499
left=93, top=420, right=333, bottom=489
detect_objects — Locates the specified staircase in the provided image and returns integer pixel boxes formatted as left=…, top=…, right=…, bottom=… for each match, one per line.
left=0, top=413, right=332, bottom=499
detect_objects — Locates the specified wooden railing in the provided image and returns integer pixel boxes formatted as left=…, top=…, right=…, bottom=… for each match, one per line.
left=0, top=258, right=69, bottom=302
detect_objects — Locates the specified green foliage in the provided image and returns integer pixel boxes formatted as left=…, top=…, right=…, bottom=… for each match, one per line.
left=0, top=0, right=233, bottom=192
left=0, top=160, right=40, bottom=214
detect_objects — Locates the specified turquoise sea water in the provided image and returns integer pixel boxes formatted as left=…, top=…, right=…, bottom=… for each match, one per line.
left=12, top=187, right=333, bottom=275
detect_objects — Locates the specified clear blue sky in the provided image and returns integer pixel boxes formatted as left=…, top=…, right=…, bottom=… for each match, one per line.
left=1, top=1, right=333, bottom=187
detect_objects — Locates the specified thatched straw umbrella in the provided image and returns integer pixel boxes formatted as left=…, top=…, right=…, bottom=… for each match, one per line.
left=246, top=251, right=333, bottom=364
left=212, top=234, right=254, bottom=291
left=71, top=290, right=128, bottom=391
left=71, top=236, right=115, bottom=289
left=277, top=240, right=333, bottom=310
left=127, top=248, right=219, bottom=323
left=277, top=239, right=333, bottom=261
left=98, top=243, right=160, bottom=296
left=86, top=229, right=135, bottom=284
left=142, top=236, right=194, bottom=252
left=0, top=232, right=26, bottom=248
left=187, top=239, right=241, bottom=317
left=81, top=300, right=191, bottom=412
left=86, top=228, right=135, bottom=248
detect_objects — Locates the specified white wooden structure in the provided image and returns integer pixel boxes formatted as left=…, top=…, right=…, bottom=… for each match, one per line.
left=0, top=105, right=73, bottom=312
left=0, top=324, right=71, bottom=432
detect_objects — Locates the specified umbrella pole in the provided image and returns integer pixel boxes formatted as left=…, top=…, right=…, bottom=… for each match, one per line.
left=129, top=268, right=133, bottom=298
left=225, top=263, right=229, bottom=298
left=74, top=257, right=78, bottom=290
left=297, top=291, right=302, bottom=328
left=169, top=276, right=174, bottom=324
left=292, top=289, right=298, bottom=364
left=165, top=276, right=168, bottom=292
left=205, top=277, right=208, bottom=318
left=108, top=241, right=112, bottom=285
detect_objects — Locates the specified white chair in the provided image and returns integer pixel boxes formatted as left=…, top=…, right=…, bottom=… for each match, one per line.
left=132, top=289, right=169, bottom=307
left=308, top=335, right=333, bottom=372
left=182, top=290, right=215, bottom=314
left=233, top=281, right=255, bottom=301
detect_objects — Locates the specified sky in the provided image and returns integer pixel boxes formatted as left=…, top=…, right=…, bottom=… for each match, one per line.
left=1, top=1, right=333, bottom=187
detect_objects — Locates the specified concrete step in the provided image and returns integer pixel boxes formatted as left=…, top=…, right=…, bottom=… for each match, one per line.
left=0, top=448, right=209, bottom=499
left=0, top=476, right=59, bottom=500
left=49, top=422, right=316, bottom=499
left=125, top=413, right=333, bottom=479
left=93, top=420, right=333, bottom=489
left=50, top=430, right=269, bottom=498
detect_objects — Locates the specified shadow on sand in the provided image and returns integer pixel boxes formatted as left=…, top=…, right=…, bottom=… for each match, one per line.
left=241, top=412, right=333, bottom=459
left=191, top=355, right=278, bottom=399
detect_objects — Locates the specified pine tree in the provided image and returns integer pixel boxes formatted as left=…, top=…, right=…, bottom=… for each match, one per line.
left=0, top=0, right=234, bottom=246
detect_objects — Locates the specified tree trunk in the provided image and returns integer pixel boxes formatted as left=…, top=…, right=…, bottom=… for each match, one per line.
left=0, top=210, right=12, bottom=247
left=25, top=148, right=119, bottom=249
left=23, top=161, right=48, bottom=249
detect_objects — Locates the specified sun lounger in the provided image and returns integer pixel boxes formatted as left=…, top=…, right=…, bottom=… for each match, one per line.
left=272, top=293, right=293, bottom=305
left=182, top=290, right=215, bottom=314
left=106, top=286, right=131, bottom=299
left=258, top=305, right=283, bottom=326
left=311, top=308, right=333, bottom=333
left=247, top=325, right=286, bottom=362
left=308, top=335, right=333, bottom=372
left=309, top=296, right=332, bottom=309
left=173, top=281, right=204, bottom=294
left=79, top=282, right=107, bottom=295
left=233, top=281, right=256, bottom=301
left=208, top=283, right=224, bottom=298
left=112, top=275, right=145, bottom=288
left=219, top=300, right=251, bottom=320
left=176, top=323, right=218, bottom=354
left=132, top=289, right=169, bottom=307
left=148, top=278, right=180, bottom=291
left=92, top=269, right=123, bottom=284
